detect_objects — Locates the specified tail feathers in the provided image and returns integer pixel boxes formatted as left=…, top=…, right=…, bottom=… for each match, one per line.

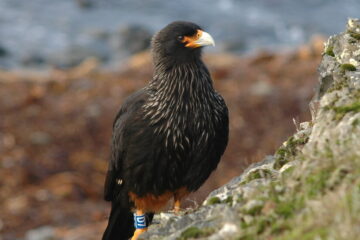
left=102, top=203, right=155, bottom=240
left=102, top=204, right=134, bottom=240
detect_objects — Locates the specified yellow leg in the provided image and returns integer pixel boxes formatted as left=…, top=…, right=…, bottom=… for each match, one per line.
left=131, top=210, right=148, bottom=240
left=173, top=188, right=188, bottom=214
left=131, top=228, right=147, bottom=240
left=174, top=199, right=181, bottom=214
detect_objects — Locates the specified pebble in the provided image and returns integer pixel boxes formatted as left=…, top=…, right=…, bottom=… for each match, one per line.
left=25, top=226, right=55, bottom=240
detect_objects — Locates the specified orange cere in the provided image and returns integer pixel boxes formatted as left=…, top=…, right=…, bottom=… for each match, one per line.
left=182, top=29, right=203, bottom=48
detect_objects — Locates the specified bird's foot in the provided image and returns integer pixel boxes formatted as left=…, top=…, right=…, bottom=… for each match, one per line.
left=131, top=228, right=148, bottom=240
left=173, top=199, right=181, bottom=215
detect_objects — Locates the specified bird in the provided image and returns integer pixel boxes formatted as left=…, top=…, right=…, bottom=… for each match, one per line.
left=102, top=21, right=229, bottom=240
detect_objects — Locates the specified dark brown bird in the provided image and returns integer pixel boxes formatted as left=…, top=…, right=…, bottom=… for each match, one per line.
left=102, top=21, right=229, bottom=240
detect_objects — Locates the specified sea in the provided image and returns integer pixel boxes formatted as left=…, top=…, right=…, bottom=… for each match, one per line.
left=0, top=0, right=359, bottom=68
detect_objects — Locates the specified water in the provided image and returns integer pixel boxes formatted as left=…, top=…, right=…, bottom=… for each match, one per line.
left=0, top=0, right=359, bottom=68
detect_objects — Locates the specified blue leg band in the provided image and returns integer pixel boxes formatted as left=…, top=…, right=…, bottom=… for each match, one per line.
left=134, top=213, right=148, bottom=229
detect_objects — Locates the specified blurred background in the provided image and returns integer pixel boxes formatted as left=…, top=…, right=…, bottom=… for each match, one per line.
left=0, top=0, right=358, bottom=239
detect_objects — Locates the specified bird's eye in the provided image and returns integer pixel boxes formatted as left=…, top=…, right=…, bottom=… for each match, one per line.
left=177, top=35, right=184, bottom=41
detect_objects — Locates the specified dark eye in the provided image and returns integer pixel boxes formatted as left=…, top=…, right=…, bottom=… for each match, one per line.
left=177, top=35, right=184, bottom=41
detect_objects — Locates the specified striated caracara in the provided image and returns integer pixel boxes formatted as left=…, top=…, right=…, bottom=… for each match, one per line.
left=102, top=21, right=229, bottom=240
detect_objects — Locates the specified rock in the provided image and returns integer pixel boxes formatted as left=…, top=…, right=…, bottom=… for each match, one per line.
left=25, top=226, right=55, bottom=240
left=241, top=200, right=264, bottom=215
left=21, top=53, right=46, bottom=67
left=249, top=80, right=276, bottom=97
left=141, top=19, right=360, bottom=240
left=29, top=131, right=52, bottom=145
left=221, top=39, right=247, bottom=53
left=140, top=204, right=240, bottom=240
left=205, top=155, right=275, bottom=204
left=0, top=44, right=8, bottom=57
left=48, top=44, right=109, bottom=68
left=110, top=24, right=152, bottom=55
left=6, top=196, right=28, bottom=214
left=75, top=0, right=95, bottom=9
left=209, top=223, right=239, bottom=240
left=0, top=218, right=3, bottom=231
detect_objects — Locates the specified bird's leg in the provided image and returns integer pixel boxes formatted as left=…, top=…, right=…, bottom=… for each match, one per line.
left=173, top=199, right=181, bottom=214
left=131, top=210, right=148, bottom=240
left=173, top=188, right=188, bottom=214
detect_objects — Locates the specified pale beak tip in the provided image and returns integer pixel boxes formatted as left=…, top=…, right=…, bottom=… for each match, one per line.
left=196, top=31, right=216, bottom=47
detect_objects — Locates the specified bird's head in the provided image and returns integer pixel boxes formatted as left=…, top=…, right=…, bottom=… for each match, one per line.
left=151, top=21, right=215, bottom=66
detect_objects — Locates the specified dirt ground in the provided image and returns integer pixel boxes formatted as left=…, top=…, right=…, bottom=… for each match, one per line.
left=0, top=37, right=323, bottom=240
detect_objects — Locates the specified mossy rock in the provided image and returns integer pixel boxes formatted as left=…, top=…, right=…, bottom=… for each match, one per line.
left=270, top=222, right=291, bottom=235
left=274, top=136, right=309, bottom=169
left=324, top=46, right=335, bottom=57
left=305, top=168, right=332, bottom=197
left=224, top=196, right=233, bottom=205
left=348, top=31, right=360, bottom=40
left=243, top=168, right=273, bottom=184
left=324, top=101, right=360, bottom=121
left=274, top=197, right=304, bottom=219
left=178, top=226, right=214, bottom=239
left=352, top=118, right=360, bottom=127
left=278, top=227, right=328, bottom=240
left=241, top=200, right=264, bottom=216
left=333, top=101, right=360, bottom=114
left=326, top=77, right=349, bottom=93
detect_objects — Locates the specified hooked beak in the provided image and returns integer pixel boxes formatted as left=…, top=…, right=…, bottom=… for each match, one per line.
left=183, top=30, right=215, bottom=48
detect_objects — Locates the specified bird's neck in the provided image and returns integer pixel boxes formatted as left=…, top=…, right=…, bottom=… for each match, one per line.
left=149, top=59, right=214, bottom=98
left=143, top=59, right=217, bottom=123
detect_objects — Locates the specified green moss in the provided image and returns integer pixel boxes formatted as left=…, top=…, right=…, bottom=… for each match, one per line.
left=279, top=227, right=328, bottom=240
left=207, top=196, right=221, bottom=205
left=242, top=202, right=264, bottom=216
left=340, top=63, right=357, bottom=71
left=281, top=165, right=295, bottom=177
left=224, top=196, right=233, bottom=205
left=270, top=222, right=291, bottom=235
left=274, top=148, right=289, bottom=169
left=352, top=118, right=360, bottom=127
left=274, top=196, right=304, bottom=219
left=255, top=217, right=274, bottom=234
left=179, top=227, right=202, bottom=239
left=349, top=32, right=360, bottom=40
left=325, top=46, right=335, bottom=57
left=323, top=101, right=360, bottom=121
left=333, top=101, right=360, bottom=114
left=240, top=219, right=249, bottom=229
left=179, top=226, right=214, bottom=239
left=237, top=234, right=256, bottom=240
left=207, top=195, right=234, bottom=205
left=327, top=167, right=350, bottom=190
left=243, top=169, right=273, bottom=184
left=327, top=78, right=349, bottom=93
left=274, top=136, right=309, bottom=169
left=247, top=205, right=263, bottom=216
left=305, top=168, right=332, bottom=197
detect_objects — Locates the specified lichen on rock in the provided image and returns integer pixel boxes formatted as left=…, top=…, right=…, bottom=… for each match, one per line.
left=140, top=19, right=360, bottom=240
